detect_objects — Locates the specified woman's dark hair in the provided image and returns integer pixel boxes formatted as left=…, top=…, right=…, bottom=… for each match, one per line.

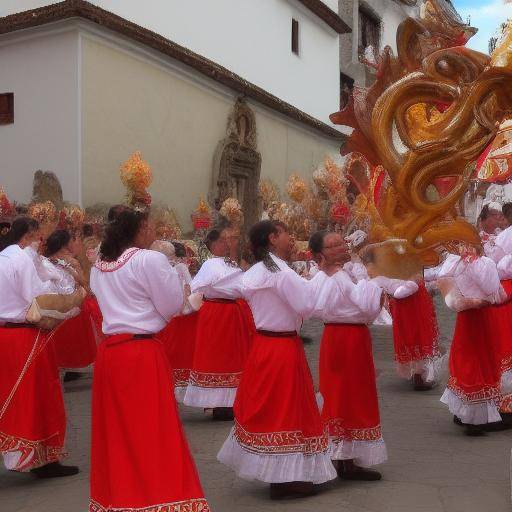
left=503, top=202, right=512, bottom=222
left=205, top=228, right=223, bottom=252
left=172, top=241, right=187, bottom=258
left=45, top=229, right=71, bottom=257
left=0, top=217, right=39, bottom=251
left=82, top=224, right=94, bottom=238
left=308, top=230, right=329, bottom=256
left=479, top=204, right=491, bottom=222
left=107, top=204, right=129, bottom=223
left=248, top=220, right=287, bottom=272
left=100, top=208, right=148, bottom=262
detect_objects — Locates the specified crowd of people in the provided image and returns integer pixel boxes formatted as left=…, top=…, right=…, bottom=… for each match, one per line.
left=1, top=198, right=512, bottom=511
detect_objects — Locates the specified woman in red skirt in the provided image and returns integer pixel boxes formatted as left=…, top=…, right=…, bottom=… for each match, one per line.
left=389, top=280, right=441, bottom=390
left=185, top=227, right=250, bottom=420
left=308, top=231, right=387, bottom=480
left=90, top=208, right=210, bottom=512
left=44, top=230, right=97, bottom=369
left=218, top=220, right=337, bottom=499
left=485, top=226, right=512, bottom=413
left=438, top=250, right=507, bottom=435
left=0, top=217, right=80, bottom=477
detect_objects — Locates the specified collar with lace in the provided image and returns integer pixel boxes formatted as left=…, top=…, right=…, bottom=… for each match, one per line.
left=94, top=247, right=140, bottom=272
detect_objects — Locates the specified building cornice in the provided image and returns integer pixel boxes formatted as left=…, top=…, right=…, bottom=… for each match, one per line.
left=296, top=0, right=352, bottom=34
left=0, top=0, right=345, bottom=142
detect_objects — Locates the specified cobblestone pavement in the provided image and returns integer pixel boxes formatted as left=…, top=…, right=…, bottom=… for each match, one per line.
left=1, top=297, right=511, bottom=511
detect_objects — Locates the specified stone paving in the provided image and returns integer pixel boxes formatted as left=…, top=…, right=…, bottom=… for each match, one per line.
left=1, top=297, right=512, bottom=511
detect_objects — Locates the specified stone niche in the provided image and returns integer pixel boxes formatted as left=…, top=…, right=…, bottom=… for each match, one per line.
left=211, top=97, right=262, bottom=229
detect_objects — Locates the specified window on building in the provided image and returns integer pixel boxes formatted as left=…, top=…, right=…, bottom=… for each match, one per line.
left=291, top=19, right=299, bottom=55
left=358, top=7, right=380, bottom=59
left=0, top=93, right=14, bottom=125
left=340, top=73, right=355, bottom=110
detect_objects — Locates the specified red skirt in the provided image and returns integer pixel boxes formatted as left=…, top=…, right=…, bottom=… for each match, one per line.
left=0, top=327, right=66, bottom=471
left=90, top=334, right=209, bottom=512
left=319, top=324, right=386, bottom=467
left=488, top=280, right=512, bottom=412
left=237, top=299, right=256, bottom=338
left=184, top=300, right=251, bottom=408
left=53, top=296, right=98, bottom=368
left=389, top=282, right=440, bottom=380
left=217, top=333, right=336, bottom=484
left=441, top=306, right=502, bottom=424
left=159, top=312, right=199, bottom=400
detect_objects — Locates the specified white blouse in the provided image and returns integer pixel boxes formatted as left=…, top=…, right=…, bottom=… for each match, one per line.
left=191, top=257, right=243, bottom=299
left=241, top=253, right=330, bottom=332
left=319, top=269, right=383, bottom=325
left=24, top=246, right=76, bottom=295
left=90, top=248, right=183, bottom=335
left=0, top=244, right=53, bottom=324
left=438, top=254, right=505, bottom=304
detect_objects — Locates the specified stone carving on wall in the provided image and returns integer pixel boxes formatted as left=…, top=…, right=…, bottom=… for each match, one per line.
left=211, top=97, right=262, bottom=230
left=31, top=170, right=64, bottom=208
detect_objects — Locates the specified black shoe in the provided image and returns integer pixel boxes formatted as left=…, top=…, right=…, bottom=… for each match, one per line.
left=482, top=419, right=512, bottom=432
left=412, top=374, right=434, bottom=391
left=212, top=407, right=234, bottom=421
left=337, top=460, right=382, bottom=481
left=453, top=415, right=464, bottom=427
left=63, top=372, right=82, bottom=382
left=270, top=482, right=317, bottom=500
left=31, top=462, right=79, bottom=479
left=464, top=424, right=486, bottom=436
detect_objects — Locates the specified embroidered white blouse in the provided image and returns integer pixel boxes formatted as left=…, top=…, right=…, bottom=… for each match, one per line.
left=90, top=248, right=183, bottom=335
left=241, top=253, right=331, bottom=333
left=0, top=244, right=53, bottom=324
left=191, top=257, right=243, bottom=299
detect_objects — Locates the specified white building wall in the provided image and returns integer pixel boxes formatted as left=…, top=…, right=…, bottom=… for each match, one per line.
left=0, top=28, right=80, bottom=204
left=1, top=0, right=341, bottom=125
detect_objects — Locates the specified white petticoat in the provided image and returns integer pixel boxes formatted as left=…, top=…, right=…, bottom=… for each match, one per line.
left=396, top=353, right=448, bottom=383
left=440, top=388, right=501, bottom=425
left=183, top=384, right=237, bottom=408
left=329, top=438, right=387, bottom=467
left=217, top=428, right=337, bottom=484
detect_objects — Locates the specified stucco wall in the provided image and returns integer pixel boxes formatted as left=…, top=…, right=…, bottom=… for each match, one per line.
left=0, top=29, right=79, bottom=204
left=81, top=35, right=340, bottom=230
left=3, top=0, right=341, bottom=126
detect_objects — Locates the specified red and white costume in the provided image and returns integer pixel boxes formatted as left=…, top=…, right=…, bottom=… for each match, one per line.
left=184, top=257, right=250, bottom=408
left=90, top=248, right=210, bottom=512
left=0, top=244, right=66, bottom=471
left=388, top=280, right=441, bottom=383
left=218, top=253, right=337, bottom=484
left=439, top=254, right=506, bottom=425
left=484, top=226, right=512, bottom=411
left=318, top=269, right=387, bottom=467
left=159, top=261, right=199, bottom=403
left=25, top=246, right=98, bottom=368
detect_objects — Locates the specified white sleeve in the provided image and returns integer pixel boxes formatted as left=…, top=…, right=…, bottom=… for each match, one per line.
left=175, top=262, right=193, bottom=286
left=140, top=252, right=183, bottom=321
left=275, top=269, right=330, bottom=318
left=498, top=255, right=512, bottom=280
left=15, top=256, right=53, bottom=302
left=190, top=259, right=216, bottom=293
left=370, top=276, right=419, bottom=299
left=329, top=270, right=382, bottom=321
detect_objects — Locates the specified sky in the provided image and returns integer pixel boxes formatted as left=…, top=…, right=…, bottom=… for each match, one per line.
left=452, top=0, right=512, bottom=54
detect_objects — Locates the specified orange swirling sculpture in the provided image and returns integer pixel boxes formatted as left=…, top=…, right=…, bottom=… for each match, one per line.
left=331, top=0, right=512, bottom=278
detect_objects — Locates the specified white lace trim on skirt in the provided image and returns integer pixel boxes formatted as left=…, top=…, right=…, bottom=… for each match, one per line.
left=440, top=388, right=501, bottom=425
left=328, top=438, right=387, bottom=467
left=183, top=384, right=236, bottom=408
left=217, top=428, right=337, bottom=484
